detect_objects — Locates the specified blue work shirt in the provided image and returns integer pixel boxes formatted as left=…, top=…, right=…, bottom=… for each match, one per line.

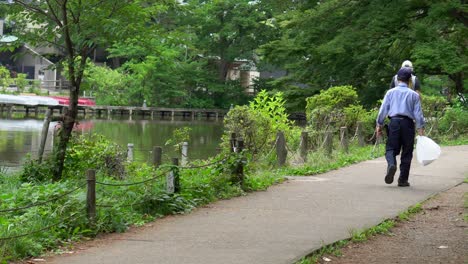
left=376, top=83, right=425, bottom=129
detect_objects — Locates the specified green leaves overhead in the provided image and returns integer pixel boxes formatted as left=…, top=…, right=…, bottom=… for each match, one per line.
left=261, top=0, right=467, bottom=105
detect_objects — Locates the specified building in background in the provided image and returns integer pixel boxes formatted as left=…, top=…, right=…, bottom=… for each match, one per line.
left=1, top=16, right=59, bottom=90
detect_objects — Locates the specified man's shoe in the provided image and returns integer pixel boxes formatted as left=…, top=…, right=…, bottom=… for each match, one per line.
left=398, top=181, right=410, bottom=187
left=385, top=164, right=397, bottom=184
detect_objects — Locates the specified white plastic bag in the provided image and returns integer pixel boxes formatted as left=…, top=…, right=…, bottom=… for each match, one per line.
left=416, top=136, right=441, bottom=166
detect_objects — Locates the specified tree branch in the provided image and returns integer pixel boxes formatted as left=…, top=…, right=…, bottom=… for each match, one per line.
left=45, top=0, right=63, bottom=27
left=14, top=0, right=60, bottom=25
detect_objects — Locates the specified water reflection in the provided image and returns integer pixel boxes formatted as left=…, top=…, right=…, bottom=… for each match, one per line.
left=0, top=117, right=224, bottom=168
left=0, top=119, right=56, bottom=167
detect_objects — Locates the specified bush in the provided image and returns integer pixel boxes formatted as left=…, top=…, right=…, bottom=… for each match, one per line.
left=306, top=85, right=359, bottom=130
left=20, top=134, right=125, bottom=182
left=223, top=90, right=292, bottom=154
left=0, top=66, right=12, bottom=91
left=15, top=73, right=28, bottom=93
left=439, top=102, right=468, bottom=134
left=64, top=134, right=126, bottom=179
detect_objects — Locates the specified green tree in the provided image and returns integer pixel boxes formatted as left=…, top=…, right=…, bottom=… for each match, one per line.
left=0, top=66, right=12, bottom=91
left=187, top=0, right=276, bottom=81
left=261, top=0, right=467, bottom=107
left=4, top=0, right=160, bottom=180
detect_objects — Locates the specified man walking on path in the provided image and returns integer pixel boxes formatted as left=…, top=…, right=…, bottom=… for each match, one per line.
left=376, top=67, right=425, bottom=187
left=390, top=60, right=421, bottom=93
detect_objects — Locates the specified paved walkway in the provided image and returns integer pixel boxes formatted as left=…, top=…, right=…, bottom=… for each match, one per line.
left=47, top=145, right=468, bottom=264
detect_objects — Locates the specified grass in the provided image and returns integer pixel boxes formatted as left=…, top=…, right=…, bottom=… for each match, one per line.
left=1, top=134, right=466, bottom=262
left=397, top=204, right=422, bottom=221
left=282, top=142, right=379, bottom=176
left=296, top=203, right=424, bottom=264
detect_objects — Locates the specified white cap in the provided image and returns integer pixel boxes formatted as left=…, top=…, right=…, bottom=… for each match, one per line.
left=401, top=60, right=413, bottom=70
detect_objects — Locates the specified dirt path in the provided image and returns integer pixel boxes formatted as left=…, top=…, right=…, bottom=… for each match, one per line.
left=318, top=183, right=468, bottom=264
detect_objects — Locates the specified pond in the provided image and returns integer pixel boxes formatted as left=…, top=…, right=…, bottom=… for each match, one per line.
left=0, top=117, right=225, bottom=170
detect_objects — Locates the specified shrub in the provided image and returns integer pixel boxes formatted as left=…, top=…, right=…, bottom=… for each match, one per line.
left=305, top=85, right=359, bottom=130
left=64, top=134, right=126, bottom=179
left=20, top=134, right=125, bottom=182
left=223, top=90, right=292, bottom=154
left=0, top=66, right=12, bottom=91
left=439, top=102, right=468, bottom=134
left=15, top=73, right=28, bottom=93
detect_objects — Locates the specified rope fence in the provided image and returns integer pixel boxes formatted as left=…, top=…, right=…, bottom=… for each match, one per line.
left=0, top=211, right=82, bottom=241
left=0, top=182, right=86, bottom=213
left=0, top=120, right=454, bottom=242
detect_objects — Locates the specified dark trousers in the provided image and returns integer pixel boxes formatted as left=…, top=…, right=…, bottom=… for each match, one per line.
left=385, top=117, right=415, bottom=182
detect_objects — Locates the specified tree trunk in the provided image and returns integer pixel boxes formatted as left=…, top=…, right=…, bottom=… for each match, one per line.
left=52, top=85, right=79, bottom=181
left=218, top=59, right=230, bottom=81
left=449, top=72, right=464, bottom=97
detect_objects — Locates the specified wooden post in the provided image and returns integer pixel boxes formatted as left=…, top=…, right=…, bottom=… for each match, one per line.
left=38, top=109, right=52, bottom=163
left=171, top=111, right=175, bottom=121
left=340, top=127, right=349, bottom=153
left=236, top=137, right=244, bottom=186
left=276, top=131, right=287, bottom=166
left=127, top=143, right=134, bottom=162
left=356, top=121, right=365, bottom=147
left=325, top=131, right=333, bottom=156
left=191, top=111, right=195, bottom=121
left=173, top=158, right=180, bottom=193
left=451, top=121, right=457, bottom=139
left=181, top=142, right=188, bottom=166
left=230, top=133, right=237, bottom=152
left=152, top=146, right=162, bottom=168
left=300, top=131, right=308, bottom=162
left=167, top=158, right=180, bottom=193
left=86, top=169, right=96, bottom=225
left=7, top=105, right=13, bottom=118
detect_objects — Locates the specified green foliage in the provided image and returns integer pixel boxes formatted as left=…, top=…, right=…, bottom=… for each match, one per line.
left=421, top=95, right=448, bottom=118
left=398, top=204, right=422, bottom=221
left=223, top=91, right=291, bottom=153
left=306, top=85, right=359, bottom=111
left=106, top=35, right=251, bottom=108
left=186, top=0, right=277, bottom=80
left=82, top=63, right=131, bottom=106
left=165, top=127, right=192, bottom=153
left=305, top=85, right=366, bottom=137
left=27, top=80, right=41, bottom=94
left=249, top=90, right=292, bottom=134
left=439, top=102, right=468, bottom=134
left=223, top=105, right=271, bottom=153
left=20, top=155, right=56, bottom=183
left=0, top=180, right=88, bottom=260
left=261, top=0, right=467, bottom=106
left=64, top=134, right=126, bottom=179
left=21, top=134, right=125, bottom=182
left=0, top=66, right=12, bottom=91
left=15, top=73, right=28, bottom=93
left=284, top=144, right=377, bottom=176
